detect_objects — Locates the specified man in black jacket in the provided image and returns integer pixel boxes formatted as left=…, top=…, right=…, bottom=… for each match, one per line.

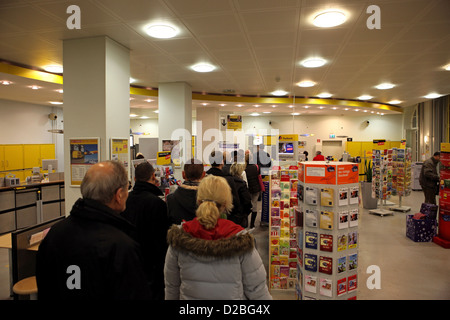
left=167, top=158, right=204, bottom=225
left=36, top=161, right=151, bottom=300
left=121, top=161, right=170, bottom=300
left=206, top=150, right=242, bottom=224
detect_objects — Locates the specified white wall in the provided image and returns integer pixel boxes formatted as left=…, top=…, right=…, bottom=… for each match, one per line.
left=0, top=98, right=64, bottom=170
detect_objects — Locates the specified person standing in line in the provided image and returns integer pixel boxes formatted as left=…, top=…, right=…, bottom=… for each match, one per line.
left=121, top=161, right=170, bottom=300
left=254, top=144, right=272, bottom=177
left=206, top=150, right=242, bottom=222
left=419, top=151, right=441, bottom=204
left=313, top=150, right=325, bottom=161
left=167, top=158, right=205, bottom=225
left=36, top=161, right=151, bottom=300
left=164, top=175, right=272, bottom=300
left=230, top=162, right=252, bottom=228
left=245, top=153, right=262, bottom=229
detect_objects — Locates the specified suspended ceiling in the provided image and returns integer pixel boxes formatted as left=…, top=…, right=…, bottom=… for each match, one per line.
left=0, top=0, right=449, bottom=119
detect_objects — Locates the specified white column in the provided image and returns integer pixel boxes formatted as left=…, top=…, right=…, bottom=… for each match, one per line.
left=196, top=106, right=221, bottom=163
left=63, top=36, right=130, bottom=212
left=158, top=82, right=192, bottom=163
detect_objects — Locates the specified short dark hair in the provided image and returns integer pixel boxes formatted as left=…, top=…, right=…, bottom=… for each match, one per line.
left=135, top=161, right=155, bottom=182
left=184, top=158, right=204, bottom=180
left=209, top=150, right=223, bottom=167
left=433, top=152, right=440, bottom=157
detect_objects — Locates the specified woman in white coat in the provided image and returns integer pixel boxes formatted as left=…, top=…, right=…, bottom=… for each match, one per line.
left=164, top=174, right=272, bottom=300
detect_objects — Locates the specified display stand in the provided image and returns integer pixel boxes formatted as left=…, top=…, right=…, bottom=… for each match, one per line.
left=295, top=161, right=359, bottom=300
left=369, top=149, right=394, bottom=216
left=433, top=143, right=450, bottom=248
left=268, top=166, right=298, bottom=291
left=389, top=148, right=412, bottom=213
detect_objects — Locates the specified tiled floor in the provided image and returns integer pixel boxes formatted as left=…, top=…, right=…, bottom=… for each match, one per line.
left=1, top=190, right=449, bottom=300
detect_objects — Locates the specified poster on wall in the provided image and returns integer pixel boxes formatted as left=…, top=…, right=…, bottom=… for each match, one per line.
left=227, top=115, right=242, bottom=130
left=162, top=140, right=180, bottom=167
left=110, top=137, right=129, bottom=169
left=69, top=137, right=100, bottom=187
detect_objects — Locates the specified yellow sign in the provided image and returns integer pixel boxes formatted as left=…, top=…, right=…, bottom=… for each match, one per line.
left=441, top=143, right=450, bottom=152
left=279, top=134, right=298, bottom=142
left=227, top=115, right=242, bottom=130
left=263, top=136, right=276, bottom=146
left=157, top=151, right=171, bottom=165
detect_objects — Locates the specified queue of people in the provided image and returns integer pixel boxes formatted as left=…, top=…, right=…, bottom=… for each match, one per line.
left=36, top=148, right=272, bottom=301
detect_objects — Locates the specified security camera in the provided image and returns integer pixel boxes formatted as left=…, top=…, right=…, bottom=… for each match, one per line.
left=269, top=120, right=272, bottom=125
left=365, top=120, right=370, bottom=125
left=48, top=113, right=57, bottom=120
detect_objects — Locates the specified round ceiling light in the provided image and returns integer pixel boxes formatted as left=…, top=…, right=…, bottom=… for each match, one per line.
left=191, top=63, right=216, bottom=73
left=357, top=95, right=373, bottom=100
left=43, top=65, right=63, bottom=73
left=271, top=90, right=288, bottom=96
left=317, top=92, right=332, bottom=98
left=296, top=80, right=316, bottom=87
left=388, top=100, right=402, bottom=104
left=145, top=24, right=178, bottom=39
left=424, top=93, right=441, bottom=99
left=301, top=58, right=326, bottom=68
left=313, top=10, right=347, bottom=28
left=375, top=83, right=395, bottom=90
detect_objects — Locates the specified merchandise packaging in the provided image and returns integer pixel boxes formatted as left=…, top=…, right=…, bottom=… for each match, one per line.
left=406, top=214, right=437, bottom=242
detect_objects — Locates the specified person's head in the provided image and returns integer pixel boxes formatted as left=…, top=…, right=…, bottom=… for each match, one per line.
left=433, top=151, right=440, bottom=161
left=182, top=158, right=205, bottom=181
left=196, top=175, right=233, bottom=230
left=245, top=152, right=252, bottom=165
left=135, top=153, right=144, bottom=159
left=230, top=162, right=246, bottom=178
left=316, top=151, right=321, bottom=155
left=209, top=150, right=224, bottom=168
left=80, top=161, right=129, bottom=212
left=303, top=151, right=308, bottom=156
left=135, top=161, right=157, bottom=185
left=223, top=151, right=232, bottom=165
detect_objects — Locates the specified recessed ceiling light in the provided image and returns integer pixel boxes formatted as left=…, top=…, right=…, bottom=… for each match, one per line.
left=424, top=93, right=441, bottom=99
left=317, top=92, right=332, bottom=98
left=43, top=65, right=63, bottom=73
left=355, top=109, right=359, bottom=112
left=250, top=113, right=260, bottom=116
left=254, top=105, right=260, bottom=108
left=358, top=95, right=373, bottom=100
left=375, top=83, right=395, bottom=90
left=263, top=111, right=271, bottom=114
left=344, top=108, right=349, bottom=111
left=288, top=105, right=294, bottom=108
left=220, top=104, right=226, bottom=107
left=154, top=110, right=159, bottom=113
left=1, top=80, right=12, bottom=85
left=129, top=78, right=137, bottom=84
left=313, top=10, right=347, bottom=28
left=130, top=114, right=138, bottom=118
left=271, top=90, right=288, bottom=96
left=145, top=23, right=178, bottom=38
left=304, top=106, right=310, bottom=109
left=443, top=64, right=450, bottom=71
left=319, top=106, right=324, bottom=109
left=272, top=105, right=277, bottom=108
left=140, top=116, right=150, bottom=119
left=30, top=85, right=40, bottom=90
left=381, top=113, right=384, bottom=116
left=201, top=103, right=208, bottom=106
left=56, top=89, right=63, bottom=93
left=301, top=58, right=326, bottom=68
left=388, top=100, right=403, bottom=104
left=191, top=63, right=216, bottom=73
left=291, top=112, right=300, bottom=116
left=296, top=80, right=316, bottom=87
left=145, top=99, right=153, bottom=103
left=49, top=101, right=63, bottom=105
left=237, top=104, right=243, bottom=108
left=332, top=107, right=337, bottom=110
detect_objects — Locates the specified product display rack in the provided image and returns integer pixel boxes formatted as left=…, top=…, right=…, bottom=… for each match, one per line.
left=268, top=166, right=299, bottom=291
left=295, top=161, right=359, bottom=300
left=434, top=143, right=450, bottom=248
left=389, top=148, right=412, bottom=212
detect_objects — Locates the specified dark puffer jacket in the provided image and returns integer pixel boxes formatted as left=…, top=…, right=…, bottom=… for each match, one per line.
left=166, top=183, right=198, bottom=225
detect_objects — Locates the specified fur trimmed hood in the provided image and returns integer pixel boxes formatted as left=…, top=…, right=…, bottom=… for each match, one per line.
left=167, top=223, right=255, bottom=258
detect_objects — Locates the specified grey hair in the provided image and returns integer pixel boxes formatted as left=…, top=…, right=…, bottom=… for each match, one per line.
left=80, top=160, right=128, bottom=205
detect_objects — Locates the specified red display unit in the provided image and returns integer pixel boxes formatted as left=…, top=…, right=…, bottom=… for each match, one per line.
left=433, top=145, right=450, bottom=248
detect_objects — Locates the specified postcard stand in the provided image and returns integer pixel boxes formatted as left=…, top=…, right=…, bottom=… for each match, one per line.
left=389, top=148, right=412, bottom=213
left=369, top=149, right=394, bottom=217
left=295, top=161, right=359, bottom=300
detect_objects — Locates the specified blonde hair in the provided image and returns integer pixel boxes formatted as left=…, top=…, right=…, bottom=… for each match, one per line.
left=196, top=175, right=233, bottom=229
left=230, top=162, right=246, bottom=177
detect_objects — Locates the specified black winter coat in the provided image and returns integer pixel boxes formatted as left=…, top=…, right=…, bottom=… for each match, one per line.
left=233, top=176, right=253, bottom=218
left=121, top=181, right=170, bottom=300
left=245, top=163, right=261, bottom=194
left=166, top=183, right=198, bottom=225
left=36, top=198, right=151, bottom=300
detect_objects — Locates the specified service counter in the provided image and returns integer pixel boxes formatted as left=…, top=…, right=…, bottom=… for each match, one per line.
left=0, top=181, right=64, bottom=234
